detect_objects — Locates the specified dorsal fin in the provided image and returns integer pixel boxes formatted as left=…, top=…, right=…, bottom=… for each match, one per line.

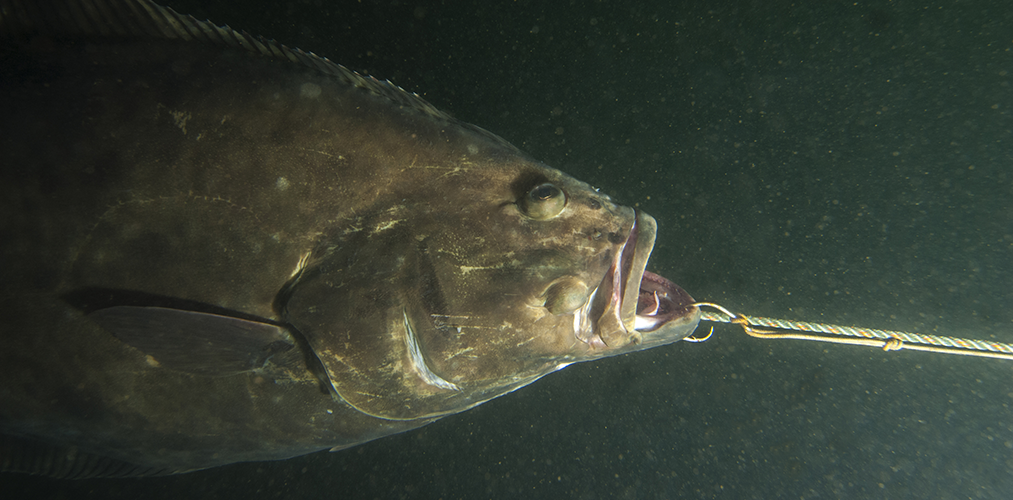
left=0, top=0, right=521, bottom=153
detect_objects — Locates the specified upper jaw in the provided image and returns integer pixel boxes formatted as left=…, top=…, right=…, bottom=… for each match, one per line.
left=574, top=211, right=700, bottom=350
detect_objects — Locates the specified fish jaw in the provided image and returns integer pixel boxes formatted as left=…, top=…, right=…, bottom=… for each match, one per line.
left=574, top=211, right=700, bottom=355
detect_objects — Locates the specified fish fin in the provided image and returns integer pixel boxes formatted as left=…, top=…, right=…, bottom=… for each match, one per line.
left=0, top=0, right=520, bottom=153
left=88, top=306, right=294, bottom=377
left=0, top=434, right=182, bottom=478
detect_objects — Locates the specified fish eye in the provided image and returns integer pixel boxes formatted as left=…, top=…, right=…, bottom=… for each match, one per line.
left=520, top=182, right=566, bottom=220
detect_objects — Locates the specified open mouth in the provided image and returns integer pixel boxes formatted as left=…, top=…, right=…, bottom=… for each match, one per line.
left=633, top=270, right=696, bottom=331
left=576, top=212, right=699, bottom=348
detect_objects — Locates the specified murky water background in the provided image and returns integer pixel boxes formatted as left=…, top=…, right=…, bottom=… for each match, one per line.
left=4, top=1, right=1012, bottom=498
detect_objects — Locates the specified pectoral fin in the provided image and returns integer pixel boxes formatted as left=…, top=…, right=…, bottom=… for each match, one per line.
left=89, top=306, right=294, bottom=376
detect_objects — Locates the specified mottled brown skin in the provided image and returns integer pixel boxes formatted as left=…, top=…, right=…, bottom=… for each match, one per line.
left=0, top=0, right=698, bottom=476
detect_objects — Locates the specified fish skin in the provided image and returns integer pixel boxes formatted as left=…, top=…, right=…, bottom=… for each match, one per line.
left=0, top=0, right=699, bottom=476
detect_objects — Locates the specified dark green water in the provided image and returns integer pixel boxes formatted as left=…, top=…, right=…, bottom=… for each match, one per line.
left=4, top=1, right=1012, bottom=498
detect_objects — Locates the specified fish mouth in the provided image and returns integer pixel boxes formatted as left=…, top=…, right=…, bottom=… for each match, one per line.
left=575, top=212, right=700, bottom=349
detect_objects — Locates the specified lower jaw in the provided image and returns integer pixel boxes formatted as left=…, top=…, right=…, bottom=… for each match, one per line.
left=584, top=211, right=698, bottom=346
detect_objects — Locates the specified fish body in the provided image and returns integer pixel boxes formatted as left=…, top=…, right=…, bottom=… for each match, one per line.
left=0, top=0, right=699, bottom=477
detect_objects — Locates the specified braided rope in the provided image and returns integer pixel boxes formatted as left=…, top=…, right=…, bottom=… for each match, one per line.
left=693, top=303, right=1013, bottom=361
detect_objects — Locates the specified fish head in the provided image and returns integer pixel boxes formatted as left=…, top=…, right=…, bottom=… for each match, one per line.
left=431, top=158, right=701, bottom=360
left=284, top=148, right=699, bottom=421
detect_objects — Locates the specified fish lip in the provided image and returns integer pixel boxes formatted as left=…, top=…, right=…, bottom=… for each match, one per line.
left=576, top=211, right=699, bottom=348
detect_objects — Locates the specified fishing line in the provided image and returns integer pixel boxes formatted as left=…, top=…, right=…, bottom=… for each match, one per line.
left=689, top=302, right=1013, bottom=361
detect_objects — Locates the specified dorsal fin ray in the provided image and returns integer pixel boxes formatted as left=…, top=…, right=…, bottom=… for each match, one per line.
left=0, top=0, right=521, bottom=152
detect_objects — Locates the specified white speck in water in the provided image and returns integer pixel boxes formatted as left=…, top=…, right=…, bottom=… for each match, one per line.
left=276, top=176, right=290, bottom=191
